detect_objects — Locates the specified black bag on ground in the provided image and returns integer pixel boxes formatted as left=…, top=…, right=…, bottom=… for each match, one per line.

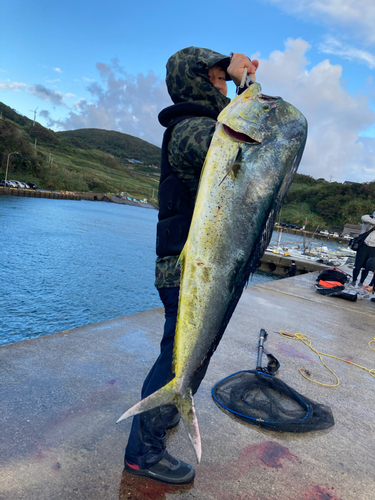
left=348, top=227, right=375, bottom=251
left=316, top=267, right=349, bottom=285
left=315, top=268, right=357, bottom=301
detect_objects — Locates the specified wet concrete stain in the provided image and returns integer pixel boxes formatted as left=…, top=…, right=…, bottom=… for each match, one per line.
left=276, top=343, right=316, bottom=363
left=118, top=441, right=342, bottom=500
left=303, top=485, right=343, bottom=500
left=343, top=356, right=354, bottom=363
left=256, top=441, right=300, bottom=468
left=199, top=441, right=300, bottom=482
left=119, top=471, right=194, bottom=499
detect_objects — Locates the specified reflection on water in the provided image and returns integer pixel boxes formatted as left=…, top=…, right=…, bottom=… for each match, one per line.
left=0, top=196, right=280, bottom=346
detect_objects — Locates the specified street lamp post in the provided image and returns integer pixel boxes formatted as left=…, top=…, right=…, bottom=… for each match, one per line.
left=5, top=151, right=19, bottom=184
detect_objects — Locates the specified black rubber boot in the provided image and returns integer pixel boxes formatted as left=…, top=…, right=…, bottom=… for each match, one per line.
left=125, top=450, right=195, bottom=485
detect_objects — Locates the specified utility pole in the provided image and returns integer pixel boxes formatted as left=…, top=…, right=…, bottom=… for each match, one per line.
left=5, top=151, right=19, bottom=183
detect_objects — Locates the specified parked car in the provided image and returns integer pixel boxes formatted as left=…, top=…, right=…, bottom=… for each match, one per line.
left=288, top=224, right=297, bottom=229
left=28, top=183, right=38, bottom=189
left=10, top=180, right=22, bottom=188
left=0, top=180, right=10, bottom=187
left=8, top=181, right=18, bottom=188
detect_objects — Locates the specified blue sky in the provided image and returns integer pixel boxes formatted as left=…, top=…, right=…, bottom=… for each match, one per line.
left=1, top=0, right=375, bottom=183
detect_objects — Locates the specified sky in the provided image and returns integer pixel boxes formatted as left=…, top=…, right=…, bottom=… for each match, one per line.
left=1, top=0, right=375, bottom=183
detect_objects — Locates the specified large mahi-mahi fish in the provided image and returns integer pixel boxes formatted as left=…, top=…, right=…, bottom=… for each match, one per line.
left=117, top=82, right=307, bottom=462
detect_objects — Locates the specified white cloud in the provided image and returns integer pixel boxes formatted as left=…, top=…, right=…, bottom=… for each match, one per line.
left=319, top=36, right=375, bottom=69
left=265, top=0, right=375, bottom=45
left=53, top=67, right=62, bottom=73
left=0, top=80, right=27, bottom=91
left=65, top=93, right=76, bottom=98
left=44, top=61, right=171, bottom=145
left=34, top=39, right=375, bottom=183
left=258, top=38, right=375, bottom=182
left=46, top=79, right=61, bottom=83
left=83, top=77, right=96, bottom=82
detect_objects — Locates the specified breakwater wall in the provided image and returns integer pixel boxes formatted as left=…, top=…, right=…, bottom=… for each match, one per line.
left=259, top=252, right=329, bottom=276
left=0, top=187, right=107, bottom=201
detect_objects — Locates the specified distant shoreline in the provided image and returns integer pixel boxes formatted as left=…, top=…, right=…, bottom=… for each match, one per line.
left=0, top=186, right=158, bottom=210
left=109, top=195, right=157, bottom=210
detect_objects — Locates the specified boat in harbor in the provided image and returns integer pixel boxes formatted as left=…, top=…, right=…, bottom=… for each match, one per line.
left=266, top=227, right=352, bottom=267
left=265, top=244, right=348, bottom=267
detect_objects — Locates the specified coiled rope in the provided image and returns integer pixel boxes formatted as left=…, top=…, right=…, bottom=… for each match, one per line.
left=278, top=330, right=375, bottom=387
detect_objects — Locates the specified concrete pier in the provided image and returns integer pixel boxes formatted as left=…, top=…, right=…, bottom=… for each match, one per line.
left=1, top=273, right=374, bottom=500
left=259, top=251, right=336, bottom=275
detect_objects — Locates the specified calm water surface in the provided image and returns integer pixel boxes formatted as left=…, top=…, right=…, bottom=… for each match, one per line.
left=0, top=196, right=281, bottom=346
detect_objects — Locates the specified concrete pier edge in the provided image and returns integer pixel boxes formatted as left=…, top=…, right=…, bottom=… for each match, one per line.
left=1, top=271, right=374, bottom=500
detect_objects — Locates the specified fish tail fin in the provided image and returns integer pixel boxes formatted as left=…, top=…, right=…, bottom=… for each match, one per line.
left=116, top=381, right=202, bottom=463
left=180, top=389, right=202, bottom=463
left=116, top=379, right=176, bottom=423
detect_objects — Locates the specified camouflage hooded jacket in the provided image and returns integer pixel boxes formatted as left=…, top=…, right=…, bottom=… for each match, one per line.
left=155, top=47, right=231, bottom=288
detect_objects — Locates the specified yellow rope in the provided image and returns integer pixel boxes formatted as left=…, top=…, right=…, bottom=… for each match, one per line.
left=278, top=331, right=375, bottom=387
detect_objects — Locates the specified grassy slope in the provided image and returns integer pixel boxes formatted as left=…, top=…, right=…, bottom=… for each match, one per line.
left=0, top=102, right=161, bottom=201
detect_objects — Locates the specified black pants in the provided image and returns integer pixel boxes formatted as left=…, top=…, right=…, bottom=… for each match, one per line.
left=352, top=244, right=375, bottom=283
left=124, top=287, right=209, bottom=468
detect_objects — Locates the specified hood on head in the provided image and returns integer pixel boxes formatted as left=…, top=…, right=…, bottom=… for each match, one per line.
left=165, top=46, right=231, bottom=114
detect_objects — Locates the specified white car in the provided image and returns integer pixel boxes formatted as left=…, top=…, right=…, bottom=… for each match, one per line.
left=10, top=180, right=23, bottom=188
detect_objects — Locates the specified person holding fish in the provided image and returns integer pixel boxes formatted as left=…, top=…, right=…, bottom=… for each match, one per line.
left=123, top=46, right=259, bottom=485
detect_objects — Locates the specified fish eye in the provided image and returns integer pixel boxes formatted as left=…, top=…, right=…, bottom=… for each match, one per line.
left=263, top=105, right=270, bottom=111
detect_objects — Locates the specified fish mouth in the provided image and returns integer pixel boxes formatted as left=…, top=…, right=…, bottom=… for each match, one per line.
left=223, top=124, right=260, bottom=144
left=258, top=93, right=279, bottom=103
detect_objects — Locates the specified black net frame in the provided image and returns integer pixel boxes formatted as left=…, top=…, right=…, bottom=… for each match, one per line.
left=212, top=369, right=334, bottom=433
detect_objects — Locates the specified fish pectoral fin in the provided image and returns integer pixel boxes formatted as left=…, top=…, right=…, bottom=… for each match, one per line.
left=219, top=147, right=243, bottom=186
left=179, top=389, right=202, bottom=463
left=116, top=379, right=176, bottom=423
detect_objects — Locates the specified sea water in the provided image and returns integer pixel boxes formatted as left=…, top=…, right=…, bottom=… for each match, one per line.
left=0, top=196, right=282, bottom=346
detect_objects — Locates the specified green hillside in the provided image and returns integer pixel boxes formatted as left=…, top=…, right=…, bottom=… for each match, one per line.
left=1, top=100, right=374, bottom=229
left=56, top=128, right=160, bottom=166
left=0, top=101, right=161, bottom=200
left=281, top=173, right=375, bottom=229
